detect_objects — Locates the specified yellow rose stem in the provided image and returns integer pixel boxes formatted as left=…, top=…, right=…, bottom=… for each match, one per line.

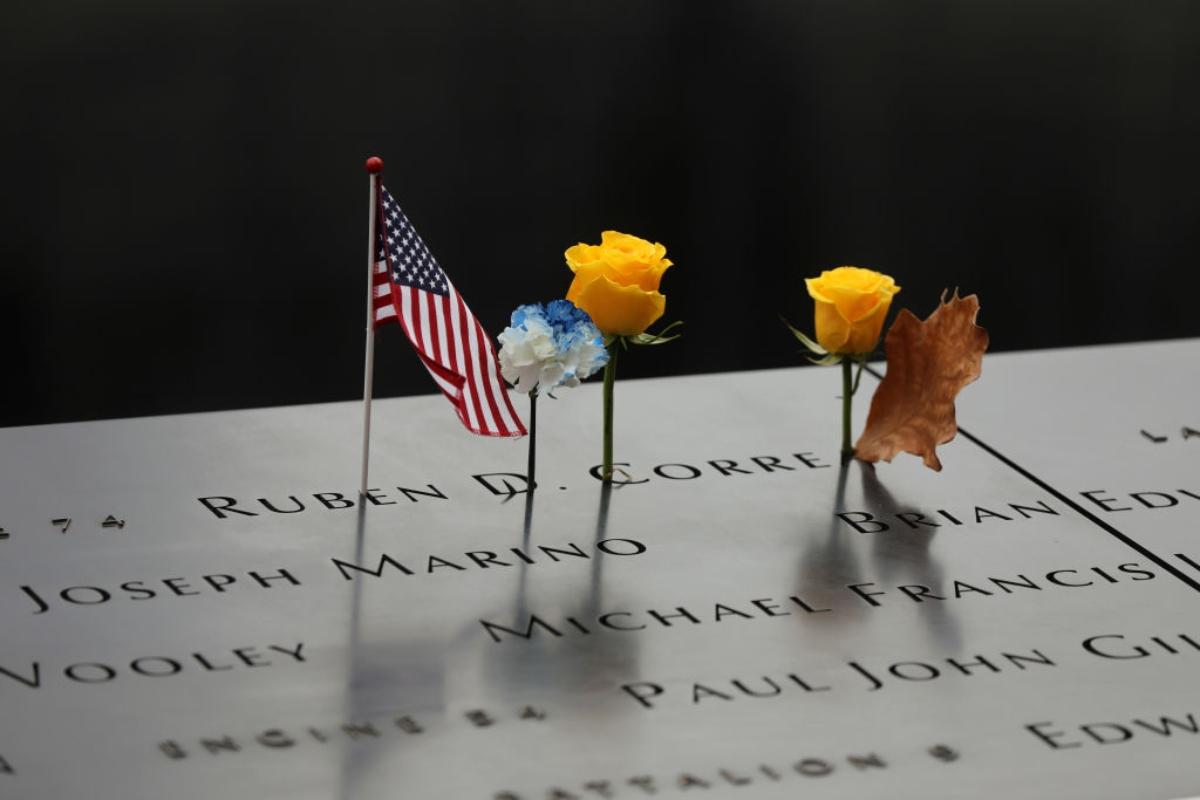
left=526, top=388, right=538, bottom=490
left=602, top=340, right=618, bottom=481
left=839, top=357, right=867, bottom=461
left=841, top=359, right=854, bottom=461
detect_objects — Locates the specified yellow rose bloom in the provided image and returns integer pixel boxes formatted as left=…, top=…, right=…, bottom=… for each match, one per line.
left=565, top=230, right=672, bottom=336
left=805, top=266, right=901, bottom=355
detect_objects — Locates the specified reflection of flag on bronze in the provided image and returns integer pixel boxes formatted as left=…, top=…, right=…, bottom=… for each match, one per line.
left=371, top=183, right=525, bottom=438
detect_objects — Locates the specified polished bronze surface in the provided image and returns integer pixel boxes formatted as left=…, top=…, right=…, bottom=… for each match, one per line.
left=1, top=340, right=1198, bottom=798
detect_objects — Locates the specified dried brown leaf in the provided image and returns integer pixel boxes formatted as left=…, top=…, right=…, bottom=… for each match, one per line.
left=854, top=291, right=989, bottom=471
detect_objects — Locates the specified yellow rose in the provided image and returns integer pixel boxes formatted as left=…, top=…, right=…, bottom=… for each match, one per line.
left=805, top=266, right=900, bottom=355
left=565, top=230, right=672, bottom=336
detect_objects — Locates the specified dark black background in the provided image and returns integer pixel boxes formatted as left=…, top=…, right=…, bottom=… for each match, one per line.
left=4, top=1, right=1198, bottom=428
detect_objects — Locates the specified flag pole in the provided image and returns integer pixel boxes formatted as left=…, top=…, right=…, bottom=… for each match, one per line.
left=360, top=156, right=384, bottom=496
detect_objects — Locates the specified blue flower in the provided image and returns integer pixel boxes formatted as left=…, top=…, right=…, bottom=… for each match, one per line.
left=498, top=301, right=609, bottom=393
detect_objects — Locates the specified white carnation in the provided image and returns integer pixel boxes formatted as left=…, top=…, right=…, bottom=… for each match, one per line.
left=497, top=301, right=609, bottom=394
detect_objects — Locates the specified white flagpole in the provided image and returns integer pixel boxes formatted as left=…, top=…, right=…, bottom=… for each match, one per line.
left=360, top=156, right=384, bottom=496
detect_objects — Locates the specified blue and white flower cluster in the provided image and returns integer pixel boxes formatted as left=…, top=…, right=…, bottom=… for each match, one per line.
left=498, top=300, right=609, bottom=394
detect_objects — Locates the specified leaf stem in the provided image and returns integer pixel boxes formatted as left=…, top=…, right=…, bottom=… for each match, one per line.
left=602, top=341, right=618, bottom=481
left=852, top=358, right=865, bottom=394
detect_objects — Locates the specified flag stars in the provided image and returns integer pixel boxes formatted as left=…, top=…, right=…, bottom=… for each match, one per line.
left=377, top=188, right=451, bottom=296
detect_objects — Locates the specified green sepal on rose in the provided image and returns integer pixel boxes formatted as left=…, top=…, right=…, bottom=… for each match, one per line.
left=613, top=319, right=684, bottom=349
left=781, top=315, right=843, bottom=365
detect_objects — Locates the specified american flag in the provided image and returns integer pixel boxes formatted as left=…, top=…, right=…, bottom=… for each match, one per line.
left=372, top=184, right=526, bottom=437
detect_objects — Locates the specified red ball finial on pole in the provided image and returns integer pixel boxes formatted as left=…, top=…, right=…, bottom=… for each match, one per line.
left=365, top=156, right=384, bottom=174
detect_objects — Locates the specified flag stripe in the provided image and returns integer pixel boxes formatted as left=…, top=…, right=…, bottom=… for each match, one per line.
left=371, top=184, right=524, bottom=437
left=493, top=352, right=523, bottom=431
left=398, top=290, right=463, bottom=402
left=475, top=315, right=515, bottom=433
left=432, top=294, right=449, bottom=367
left=448, top=290, right=479, bottom=432
left=424, top=292, right=439, bottom=357
left=462, top=292, right=498, bottom=434
left=373, top=258, right=397, bottom=324
left=429, top=372, right=458, bottom=398
left=399, top=285, right=416, bottom=340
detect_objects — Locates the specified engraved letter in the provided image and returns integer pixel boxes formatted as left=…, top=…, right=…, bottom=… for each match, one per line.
left=473, top=473, right=532, bottom=496
left=480, top=616, right=563, bottom=643
left=202, top=575, right=237, bottom=592
left=64, top=663, right=117, bottom=683
left=257, top=496, right=305, bottom=514
left=268, top=643, right=306, bottom=663
left=201, top=737, right=240, bottom=754
left=1082, top=634, right=1149, bottom=660
left=332, top=556, right=412, bottom=580
left=158, top=741, right=187, bottom=760
left=313, top=492, right=355, bottom=510
left=794, top=759, right=833, bottom=777
left=249, top=568, right=302, bottom=588
left=1081, top=723, right=1133, bottom=745
left=198, top=497, right=257, bottom=519
left=1025, top=722, right=1081, bottom=749
left=653, top=463, right=702, bottom=480
left=1130, top=492, right=1179, bottom=510
left=621, top=682, right=665, bottom=709
left=1079, top=490, right=1132, bottom=513
left=1134, top=714, right=1200, bottom=736
left=596, top=538, right=648, bottom=556
left=19, top=585, right=50, bottom=615
left=837, top=512, right=888, bottom=533
left=0, top=663, right=41, bottom=689
left=399, top=484, right=448, bottom=503
left=256, top=730, right=296, bottom=748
